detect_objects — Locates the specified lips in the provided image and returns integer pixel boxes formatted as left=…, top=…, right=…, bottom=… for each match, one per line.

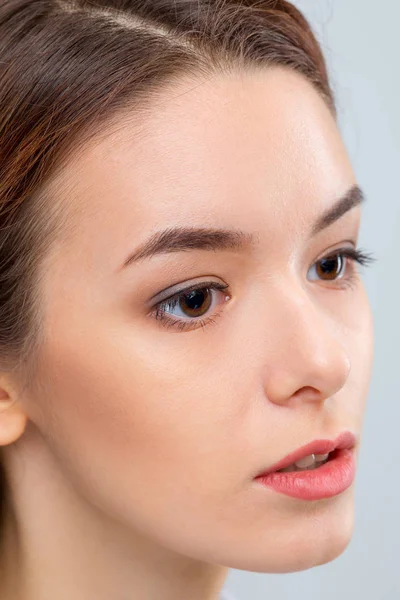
left=256, top=431, right=357, bottom=476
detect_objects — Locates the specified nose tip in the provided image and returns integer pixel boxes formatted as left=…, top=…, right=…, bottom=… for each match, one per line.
left=264, top=341, right=351, bottom=407
left=262, top=295, right=352, bottom=407
left=293, top=352, right=351, bottom=404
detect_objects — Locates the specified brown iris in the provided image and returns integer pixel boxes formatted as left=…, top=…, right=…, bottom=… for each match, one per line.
left=178, top=288, right=213, bottom=318
left=316, top=254, right=343, bottom=281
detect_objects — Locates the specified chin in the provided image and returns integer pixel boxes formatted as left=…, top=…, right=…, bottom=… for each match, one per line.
left=271, top=519, right=355, bottom=574
left=216, top=490, right=356, bottom=574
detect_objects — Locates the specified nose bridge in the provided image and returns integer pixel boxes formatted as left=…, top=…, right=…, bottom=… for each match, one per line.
left=263, top=278, right=351, bottom=403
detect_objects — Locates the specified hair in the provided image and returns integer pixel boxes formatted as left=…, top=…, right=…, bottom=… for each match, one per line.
left=0, top=0, right=336, bottom=540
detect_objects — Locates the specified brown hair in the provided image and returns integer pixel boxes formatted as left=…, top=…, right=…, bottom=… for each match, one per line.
left=0, top=0, right=335, bottom=537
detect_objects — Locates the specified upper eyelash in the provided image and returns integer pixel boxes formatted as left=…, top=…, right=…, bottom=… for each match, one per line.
left=151, top=247, right=377, bottom=330
left=324, top=247, right=376, bottom=268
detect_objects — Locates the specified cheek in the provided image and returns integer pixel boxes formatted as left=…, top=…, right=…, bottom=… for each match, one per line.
left=31, top=324, right=249, bottom=514
left=28, top=324, right=271, bottom=564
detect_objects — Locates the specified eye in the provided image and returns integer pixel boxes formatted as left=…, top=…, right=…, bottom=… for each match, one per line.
left=307, top=247, right=376, bottom=287
left=151, top=281, right=230, bottom=332
left=308, top=253, right=346, bottom=281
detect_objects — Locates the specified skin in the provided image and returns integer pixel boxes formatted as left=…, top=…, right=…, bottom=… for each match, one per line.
left=0, top=66, right=374, bottom=600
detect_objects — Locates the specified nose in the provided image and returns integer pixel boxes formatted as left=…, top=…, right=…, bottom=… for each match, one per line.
left=261, top=283, right=351, bottom=407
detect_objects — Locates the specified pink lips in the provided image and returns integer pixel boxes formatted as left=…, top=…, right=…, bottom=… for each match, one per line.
left=254, top=431, right=357, bottom=501
left=256, top=431, right=356, bottom=476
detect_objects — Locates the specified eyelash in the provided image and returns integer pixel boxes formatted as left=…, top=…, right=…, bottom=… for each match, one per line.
left=150, top=247, right=376, bottom=332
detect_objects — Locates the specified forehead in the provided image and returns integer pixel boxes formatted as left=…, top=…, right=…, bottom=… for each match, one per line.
left=46, top=67, right=355, bottom=268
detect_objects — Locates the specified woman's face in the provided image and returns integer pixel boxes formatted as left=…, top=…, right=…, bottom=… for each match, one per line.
left=22, top=67, right=373, bottom=572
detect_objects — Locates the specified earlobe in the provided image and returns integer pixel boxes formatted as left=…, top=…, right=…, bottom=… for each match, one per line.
left=0, top=384, right=28, bottom=447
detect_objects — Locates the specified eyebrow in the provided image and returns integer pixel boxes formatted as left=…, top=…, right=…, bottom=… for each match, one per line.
left=120, top=184, right=365, bottom=269
left=310, top=184, right=365, bottom=236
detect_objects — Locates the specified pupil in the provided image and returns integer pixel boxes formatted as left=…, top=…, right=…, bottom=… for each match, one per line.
left=185, top=290, right=205, bottom=310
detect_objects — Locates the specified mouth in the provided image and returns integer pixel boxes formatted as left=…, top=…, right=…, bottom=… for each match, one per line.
left=255, top=431, right=357, bottom=477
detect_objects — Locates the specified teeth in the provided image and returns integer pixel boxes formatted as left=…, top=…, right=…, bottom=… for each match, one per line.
left=295, top=454, right=316, bottom=469
left=279, top=465, right=298, bottom=472
left=314, top=453, right=330, bottom=461
left=278, top=452, right=330, bottom=473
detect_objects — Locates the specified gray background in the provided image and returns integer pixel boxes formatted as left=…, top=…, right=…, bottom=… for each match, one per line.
left=223, top=1, right=399, bottom=599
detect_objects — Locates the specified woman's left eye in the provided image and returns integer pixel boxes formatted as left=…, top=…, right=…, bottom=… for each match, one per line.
left=307, top=247, right=375, bottom=288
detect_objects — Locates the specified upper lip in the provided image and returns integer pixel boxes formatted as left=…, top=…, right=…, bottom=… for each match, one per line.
left=255, top=431, right=357, bottom=476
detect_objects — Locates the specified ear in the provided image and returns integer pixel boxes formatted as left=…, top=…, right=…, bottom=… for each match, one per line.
left=0, top=379, right=28, bottom=446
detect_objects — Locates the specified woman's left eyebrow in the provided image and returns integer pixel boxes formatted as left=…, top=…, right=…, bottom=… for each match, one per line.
left=118, top=184, right=365, bottom=271
left=309, top=184, right=365, bottom=238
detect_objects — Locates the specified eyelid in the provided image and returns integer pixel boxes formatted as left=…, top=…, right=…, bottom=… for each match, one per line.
left=315, top=239, right=356, bottom=260
left=149, top=278, right=225, bottom=305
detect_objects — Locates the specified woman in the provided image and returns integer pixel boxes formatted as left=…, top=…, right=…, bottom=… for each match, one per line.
left=0, top=1, right=375, bottom=599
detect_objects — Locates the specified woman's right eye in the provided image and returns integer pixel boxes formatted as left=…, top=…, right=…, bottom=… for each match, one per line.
left=150, top=281, right=231, bottom=332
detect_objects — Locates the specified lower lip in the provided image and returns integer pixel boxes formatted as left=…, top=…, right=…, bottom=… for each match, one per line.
left=254, top=448, right=356, bottom=501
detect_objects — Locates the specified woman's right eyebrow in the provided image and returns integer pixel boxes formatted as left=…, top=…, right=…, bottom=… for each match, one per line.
left=118, top=227, right=259, bottom=270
